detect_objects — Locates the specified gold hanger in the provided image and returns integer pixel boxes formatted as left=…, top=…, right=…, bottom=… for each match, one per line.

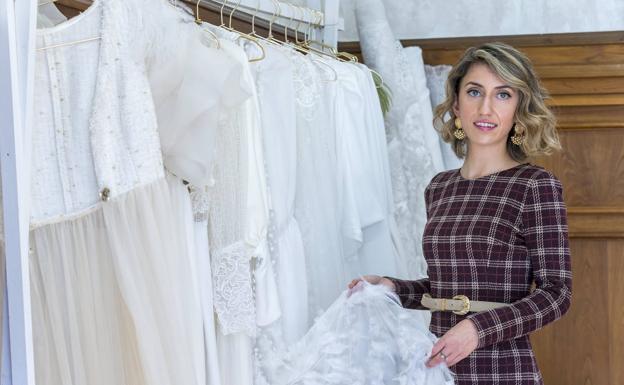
left=217, top=0, right=266, bottom=62
left=194, top=0, right=221, bottom=49
left=266, top=0, right=288, bottom=46
left=293, top=5, right=340, bottom=61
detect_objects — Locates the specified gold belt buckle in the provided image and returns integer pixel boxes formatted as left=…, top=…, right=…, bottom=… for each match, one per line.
left=452, top=295, right=471, bottom=315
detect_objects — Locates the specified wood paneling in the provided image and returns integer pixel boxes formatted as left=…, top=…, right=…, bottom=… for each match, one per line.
left=340, top=31, right=624, bottom=385
left=608, top=241, right=624, bottom=385
left=532, top=239, right=613, bottom=385
left=536, top=128, right=624, bottom=207
left=553, top=105, right=624, bottom=130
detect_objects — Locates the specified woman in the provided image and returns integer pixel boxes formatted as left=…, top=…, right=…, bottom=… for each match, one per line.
left=349, top=42, right=572, bottom=384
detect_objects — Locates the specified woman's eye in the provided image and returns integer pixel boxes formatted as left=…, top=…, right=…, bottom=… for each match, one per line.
left=498, top=92, right=512, bottom=100
left=467, top=89, right=481, bottom=97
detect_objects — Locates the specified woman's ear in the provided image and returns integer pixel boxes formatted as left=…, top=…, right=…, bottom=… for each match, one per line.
left=452, top=95, right=460, bottom=116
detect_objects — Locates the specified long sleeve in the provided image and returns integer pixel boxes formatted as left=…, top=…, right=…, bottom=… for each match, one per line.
left=385, top=277, right=431, bottom=310
left=467, top=175, right=572, bottom=349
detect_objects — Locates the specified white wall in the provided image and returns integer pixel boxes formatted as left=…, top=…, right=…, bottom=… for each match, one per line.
left=339, top=0, right=624, bottom=41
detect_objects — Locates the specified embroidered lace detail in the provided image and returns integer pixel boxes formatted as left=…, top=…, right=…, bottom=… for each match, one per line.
left=292, top=54, right=321, bottom=122
left=188, top=184, right=211, bottom=222
left=211, top=241, right=256, bottom=336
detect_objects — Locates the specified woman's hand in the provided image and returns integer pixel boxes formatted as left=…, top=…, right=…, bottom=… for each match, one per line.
left=426, top=319, right=479, bottom=368
left=347, top=275, right=396, bottom=292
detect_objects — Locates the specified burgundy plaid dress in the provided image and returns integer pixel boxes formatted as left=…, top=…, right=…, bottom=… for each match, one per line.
left=388, top=163, right=572, bottom=385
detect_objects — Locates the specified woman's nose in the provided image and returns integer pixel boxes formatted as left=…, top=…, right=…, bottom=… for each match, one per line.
left=478, top=96, right=493, bottom=115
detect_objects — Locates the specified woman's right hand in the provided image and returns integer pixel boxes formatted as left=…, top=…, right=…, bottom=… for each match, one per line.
left=348, top=275, right=396, bottom=292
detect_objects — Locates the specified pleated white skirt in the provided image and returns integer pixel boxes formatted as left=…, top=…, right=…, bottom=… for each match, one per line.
left=29, top=175, right=205, bottom=385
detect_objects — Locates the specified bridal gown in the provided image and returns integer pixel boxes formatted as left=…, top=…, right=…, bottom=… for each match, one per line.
left=355, top=0, right=443, bottom=281
left=26, top=0, right=238, bottom=383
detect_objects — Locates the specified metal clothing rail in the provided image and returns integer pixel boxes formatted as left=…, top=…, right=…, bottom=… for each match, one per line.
left=191, top=0, right=343, bottom=48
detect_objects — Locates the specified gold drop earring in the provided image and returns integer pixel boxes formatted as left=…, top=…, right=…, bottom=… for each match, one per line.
left=511, top=124, right=526, bottom=145
left=453, top=118, right=466, bottom=140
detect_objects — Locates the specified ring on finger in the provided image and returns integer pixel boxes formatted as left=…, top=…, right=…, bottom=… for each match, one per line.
left=439, top=351, right=447, bottom=360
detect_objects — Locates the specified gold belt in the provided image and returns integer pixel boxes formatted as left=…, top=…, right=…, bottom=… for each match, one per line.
left=421, top=293, right=507, bottom=315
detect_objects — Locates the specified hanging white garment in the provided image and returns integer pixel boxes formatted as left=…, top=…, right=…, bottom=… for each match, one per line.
left=355, top=0, right=441, bottom=281
left=321, top=58, right=405, bottom=280
left=249, top=41, right=309, bottom=344
left=187, top=27, right=275, bottom=385
left=352, top=63, right=409, bottom=277
left=258, top=282, right=455, bottom=385
left=28, top=0, right=231, bottom=383
left=292, top=52, right=349, bottom=323
left=424, top=64, right=463, bottom=170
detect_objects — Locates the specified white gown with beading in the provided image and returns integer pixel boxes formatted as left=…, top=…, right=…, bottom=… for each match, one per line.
left=27, top=1, right=233, bottom=384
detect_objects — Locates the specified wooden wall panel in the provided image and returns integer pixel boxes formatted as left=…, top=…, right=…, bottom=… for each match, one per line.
left=340, top=31, right=624, bottom=385
left=531, top=239, right=611, bottom=385
left=536, top=128, right=624, bottom=207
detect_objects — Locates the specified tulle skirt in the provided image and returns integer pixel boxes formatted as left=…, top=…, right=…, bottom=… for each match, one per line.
left=29, top=175, right=205, bottom=385
left=258, top=282, right=455, bottom=385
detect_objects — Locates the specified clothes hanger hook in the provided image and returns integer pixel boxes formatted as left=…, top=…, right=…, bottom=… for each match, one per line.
left=195, top=0, right=202, bottom=23
left=229, top=0, right=242, bottom=29
left=251, top=0, right=261, bottom=35
left=219, top=0, right=228, bottom=27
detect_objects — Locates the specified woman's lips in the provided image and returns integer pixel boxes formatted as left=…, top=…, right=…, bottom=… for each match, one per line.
left=473, top=121, right=497, bottom=132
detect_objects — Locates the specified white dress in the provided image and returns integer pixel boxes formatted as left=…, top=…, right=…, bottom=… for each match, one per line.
left=355, top=0, right=442, bottom=281
left=257, top=282, right=455, bottom=385
left=248, top=41, right=309, bottom=344
left=28, top=1, right=231, bottom=383
left=321, top=58, right=406, bottom=280
left=292, top=52, right=349, bottom=322
left=187, top=27, right=276, bottom=385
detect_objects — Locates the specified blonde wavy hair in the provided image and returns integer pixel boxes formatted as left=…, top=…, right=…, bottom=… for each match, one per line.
left=433, top=42, right=561, bottom=161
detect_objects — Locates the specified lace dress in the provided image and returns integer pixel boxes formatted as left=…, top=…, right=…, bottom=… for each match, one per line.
left=424, top=64, right=463, bottom=170
left=26, top=1, right=233, bottom=383
left=355, top=0, right=443, bottom=281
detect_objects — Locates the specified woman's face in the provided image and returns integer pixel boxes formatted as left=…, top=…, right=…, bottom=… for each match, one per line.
left=453, top=63, right=519, bottom=153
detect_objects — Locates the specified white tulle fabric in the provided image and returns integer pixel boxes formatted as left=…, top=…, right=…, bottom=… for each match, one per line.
left=424, top=64, right=463, bottom=170
left=355, top=0, right=443, bottom=281
left=257, top=282, right=455, bottom=385
left=30, top=175, right=205, bottom=385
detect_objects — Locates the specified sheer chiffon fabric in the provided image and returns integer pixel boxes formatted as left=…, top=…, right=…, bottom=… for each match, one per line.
left=30, top=175, right=204, bottom=385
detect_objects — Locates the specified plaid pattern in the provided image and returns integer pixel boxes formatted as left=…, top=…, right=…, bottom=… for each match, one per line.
left=388, top=163, right=572, bottom=385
